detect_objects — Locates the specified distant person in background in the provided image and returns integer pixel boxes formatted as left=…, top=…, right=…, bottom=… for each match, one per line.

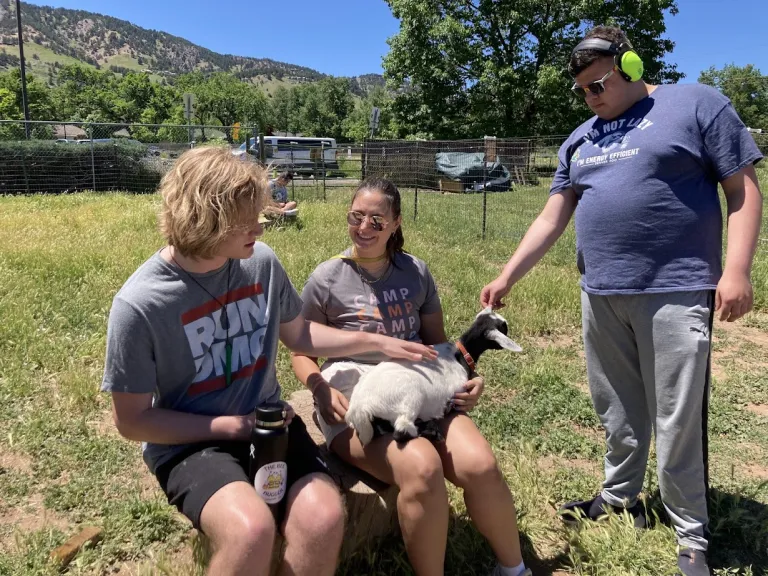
left=480, top=25, right=763, bottom=576
left=268, top=172, right=298, bottom=214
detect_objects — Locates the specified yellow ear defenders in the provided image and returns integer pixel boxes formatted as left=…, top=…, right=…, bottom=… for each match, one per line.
left=570, top=38, right=644, bottom=83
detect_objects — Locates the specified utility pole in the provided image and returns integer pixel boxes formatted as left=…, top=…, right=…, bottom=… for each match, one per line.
left=15, top=0, right=31, bottom=140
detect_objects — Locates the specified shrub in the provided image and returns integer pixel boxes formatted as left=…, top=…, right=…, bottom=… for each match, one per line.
left=0, top=140, right=163, bottom=194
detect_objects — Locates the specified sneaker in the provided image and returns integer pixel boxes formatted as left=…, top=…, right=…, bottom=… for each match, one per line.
left=559, top=493, right=647, bottom=529
left=677, top=548, right=711, bottom=576
left=489, top=566, right=532, bottom=576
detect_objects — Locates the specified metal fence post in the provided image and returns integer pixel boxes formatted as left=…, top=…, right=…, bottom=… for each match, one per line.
left=481, top=153, right=488, bottom=240
left=321, top=141, right=326, bottom=201
left=20, top=135, right=30, bottom=194
left=90, top=124, right=96, bottom=192
left=290, top=145, right=295, bottom=201
left=361, top=139, right=367, bottom=180
left=414, top=141, right=419, bottom=221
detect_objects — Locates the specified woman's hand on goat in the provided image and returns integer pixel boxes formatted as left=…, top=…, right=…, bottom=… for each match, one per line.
left=313, top=380, right=349, bottom=424
left=452, top=376, right=485, bottom=412
left=377, top=336, right=438, bottom=361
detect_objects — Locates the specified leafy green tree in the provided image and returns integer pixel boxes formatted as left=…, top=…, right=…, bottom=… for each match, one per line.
left=284, top=78, right=354, bottom=139
left=0, top=68, right=56, bottom=121
left=343, top=86, right=397, bottom=141
left=270, top=85, right=302, bottom=134
left=383, top=0, right=683, bottom=138
left=175, top=72, right=269, bottom=142
left=699, top=64, right=768, bottom=130
left=54, top=64, right=117, bottom=122
left=114, top=71, right=154, bottom=124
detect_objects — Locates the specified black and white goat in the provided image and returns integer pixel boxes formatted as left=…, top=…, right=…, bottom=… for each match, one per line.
left=345, top=307, right=522, bottom=446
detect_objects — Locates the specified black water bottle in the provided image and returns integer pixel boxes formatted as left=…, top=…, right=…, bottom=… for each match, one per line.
left=249, top=403, right=290, bottom=524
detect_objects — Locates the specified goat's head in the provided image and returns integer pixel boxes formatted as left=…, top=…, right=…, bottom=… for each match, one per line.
left=457, top=307, right=522, bottom=363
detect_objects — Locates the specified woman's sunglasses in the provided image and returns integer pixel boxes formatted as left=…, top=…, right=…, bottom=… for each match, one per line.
left=347, top=210, right=389, bottom=231
left=571, top=68, right=615, bottom=98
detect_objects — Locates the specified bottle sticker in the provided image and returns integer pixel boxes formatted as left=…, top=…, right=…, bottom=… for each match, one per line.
left=253, top=462, right=287, bottom=504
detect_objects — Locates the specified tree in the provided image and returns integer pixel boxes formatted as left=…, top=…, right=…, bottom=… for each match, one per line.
left=699, top=64, right=768, bottom=130
left=0, top=68, right=56, bottom=121
left=115, top=71, right=154, bottom=124
left=296, top=78, right=354, bottom=140
left=54, top=64, right=117, bottom=122
left=270, top=86, right=301, bottom=134
left=343, top=86, right=397, bottom=141
left=175, top=72, right=270, bottom=142
left=383, top=0, right=683, bottom=138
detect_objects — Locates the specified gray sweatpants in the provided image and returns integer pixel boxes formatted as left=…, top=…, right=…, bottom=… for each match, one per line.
left=581, top=289, right=714, bottom=551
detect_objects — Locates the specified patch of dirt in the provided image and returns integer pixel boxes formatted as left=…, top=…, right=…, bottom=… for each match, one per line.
left=710, top=353, right=727, bottom=381
left=733, top=442, right=767, bottom=465
left=700, top=317, right=768, bottom=381
left=715, top=319, right=768, bottom=347
left=743, top=463, right=768, bottom=480
left=0, top=449, right=32, bottom=475
left=538, top=454, right=601, bottom=477
left=138, top=466, right=163, bottom=500
left=88, top=408, right=120, bottom=438
left=485, top=384, right=518, bottom=406
left=572, top=423, right=604, bottom=444
left=113, top=541, right=199, bottom=576
left=0, top=493, right=70, bottom=550
left=745, top=403, right=768, bottom=418
left=532, top=333, right=577, bottom=350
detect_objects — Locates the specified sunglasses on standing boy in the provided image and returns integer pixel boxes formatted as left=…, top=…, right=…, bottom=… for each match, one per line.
left=347, top=210, right=390, bottom=231
left=571, top=67, right=615, bottom=98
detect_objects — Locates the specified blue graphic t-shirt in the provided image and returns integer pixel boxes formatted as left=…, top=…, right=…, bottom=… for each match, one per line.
left=551, top=83, right=763, bottom=295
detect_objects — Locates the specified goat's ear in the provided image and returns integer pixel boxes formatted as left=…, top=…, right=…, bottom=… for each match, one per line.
left=476, top=306, right=494, bottom=318
left=486, top=329, right=522, bottom=352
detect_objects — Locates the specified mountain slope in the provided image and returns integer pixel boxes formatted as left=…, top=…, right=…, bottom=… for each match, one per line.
left=0, top=0, right=384, bottom=94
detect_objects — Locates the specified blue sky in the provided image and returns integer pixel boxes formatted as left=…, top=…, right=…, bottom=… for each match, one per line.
left=23, top=0, right=768, bottom=81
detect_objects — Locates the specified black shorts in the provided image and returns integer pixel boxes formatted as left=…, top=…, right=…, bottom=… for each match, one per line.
left=154, top=416, right=331, bottom=530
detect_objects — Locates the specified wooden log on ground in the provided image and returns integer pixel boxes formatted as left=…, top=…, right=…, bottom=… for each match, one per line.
left=50, top=526, right=103, bottom=568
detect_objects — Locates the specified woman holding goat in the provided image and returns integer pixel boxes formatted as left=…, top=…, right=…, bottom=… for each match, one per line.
left=291, top=178, right=530, bottom=576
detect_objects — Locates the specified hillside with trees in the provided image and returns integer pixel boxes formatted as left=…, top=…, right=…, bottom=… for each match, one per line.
left=0, top=0, right=383, bottom=91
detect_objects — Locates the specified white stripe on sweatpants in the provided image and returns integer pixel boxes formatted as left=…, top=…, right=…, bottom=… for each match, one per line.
left=581, top=289, right=714, bottom=551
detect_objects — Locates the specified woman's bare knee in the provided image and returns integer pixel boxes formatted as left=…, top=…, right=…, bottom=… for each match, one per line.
left=453, top=447, right=503, bottom=490
left=392, top=439, right=445, bottom=497
left=439, top=414, right=505, bottom=489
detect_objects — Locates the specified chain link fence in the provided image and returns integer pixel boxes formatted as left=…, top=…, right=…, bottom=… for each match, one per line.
left=0, top=120, right=766, bottom=243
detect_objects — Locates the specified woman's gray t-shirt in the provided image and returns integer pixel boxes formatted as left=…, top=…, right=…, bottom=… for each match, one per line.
left=301, top=250, right=442, bottom=365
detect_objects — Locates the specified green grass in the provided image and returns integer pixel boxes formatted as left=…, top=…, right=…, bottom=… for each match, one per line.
left=0, top=166, right=767, bottom=574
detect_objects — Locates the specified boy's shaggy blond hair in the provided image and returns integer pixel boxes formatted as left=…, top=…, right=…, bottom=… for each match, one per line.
left=158, top=146, right=269, bottom=258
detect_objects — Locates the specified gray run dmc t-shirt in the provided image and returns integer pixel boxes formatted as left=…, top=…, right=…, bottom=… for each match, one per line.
left=550, top=83, right=763, bottom=295
left=101, top=242, right=303, bottom=473
left=301, top=250, right=442, bottom=365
